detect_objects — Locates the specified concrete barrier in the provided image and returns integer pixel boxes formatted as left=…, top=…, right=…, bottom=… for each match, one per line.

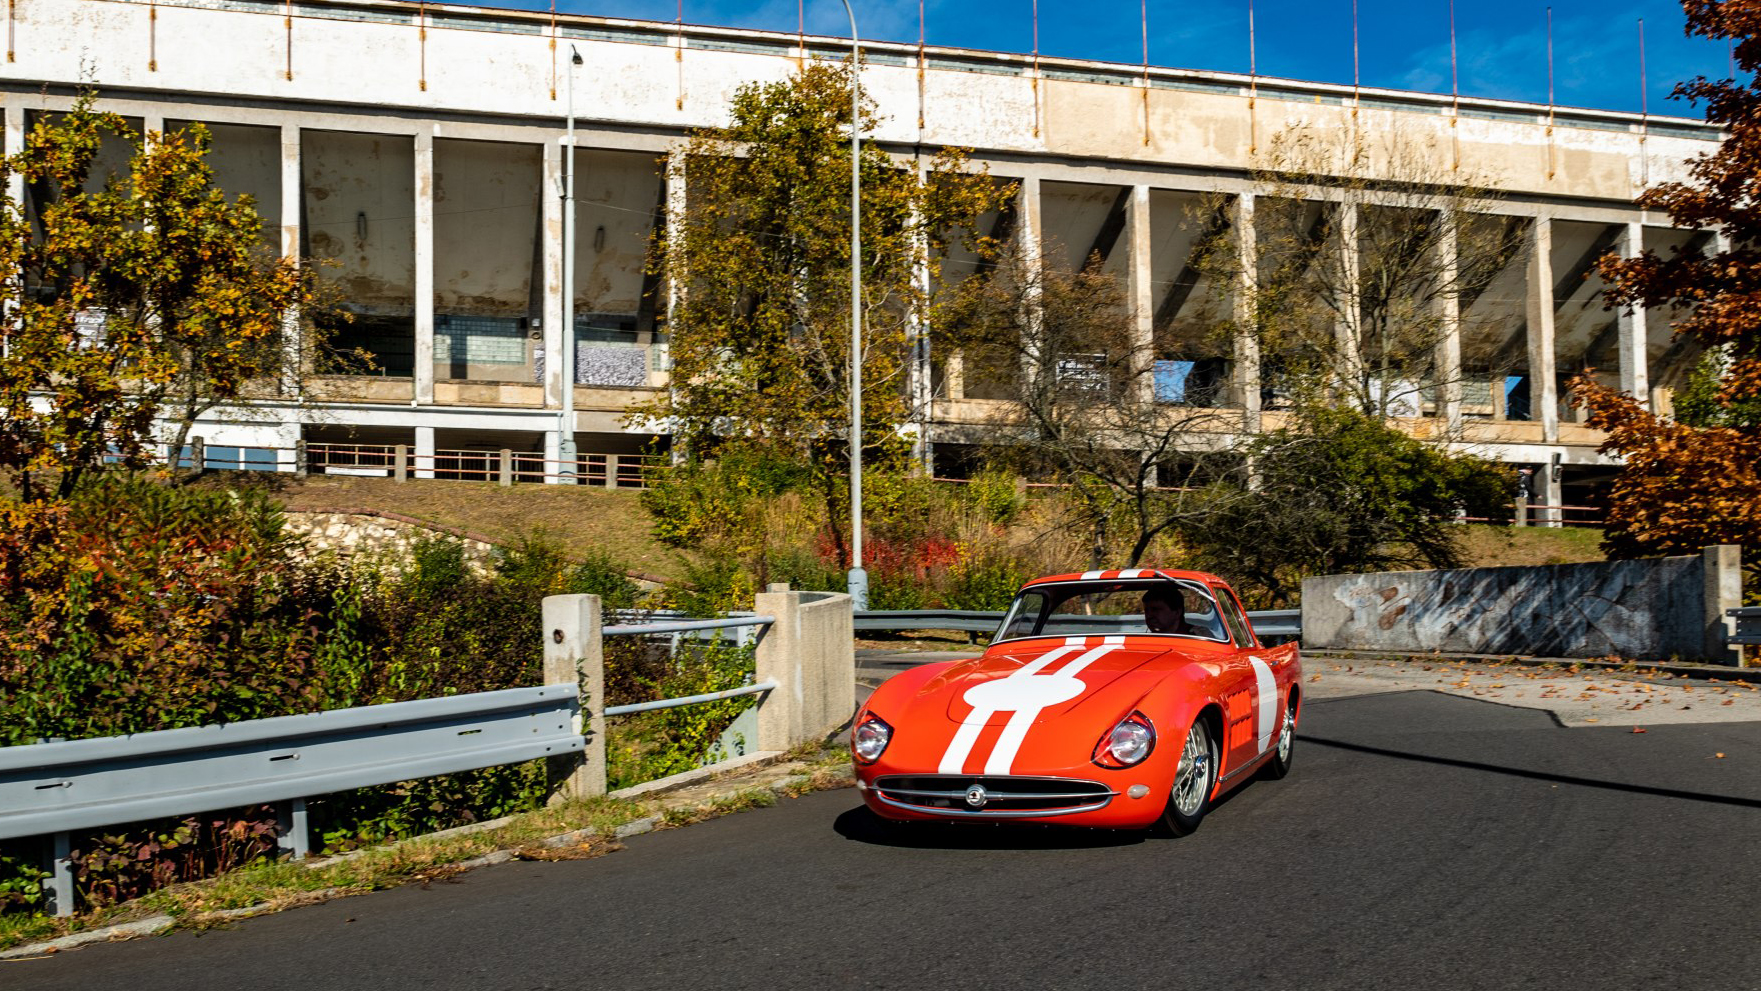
left=542, top=589, right=855, bottom=801
left=755, top=589, right=856, bottom=752
left=1301, top=545, right=1744, bottom=664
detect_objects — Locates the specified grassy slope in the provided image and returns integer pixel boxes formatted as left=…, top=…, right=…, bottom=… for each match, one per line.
left=270, top=475, right=1608, bottom=582
left=272, top=476, right=679, bottom=577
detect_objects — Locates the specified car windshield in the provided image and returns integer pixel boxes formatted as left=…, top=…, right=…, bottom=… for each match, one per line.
left=992, top=579, right=1231, bottom=644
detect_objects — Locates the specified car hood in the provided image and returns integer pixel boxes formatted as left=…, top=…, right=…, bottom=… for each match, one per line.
left=925, top=636, right=1170, bottom=725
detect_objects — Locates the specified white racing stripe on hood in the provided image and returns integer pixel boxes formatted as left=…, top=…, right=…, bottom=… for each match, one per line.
left=937, top=637, right=1087, bottom=775
left=978, top=635, right=1127, bottom=776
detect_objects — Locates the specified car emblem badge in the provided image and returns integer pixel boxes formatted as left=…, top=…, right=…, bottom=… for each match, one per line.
left=965, top=784, right=989, bottom=809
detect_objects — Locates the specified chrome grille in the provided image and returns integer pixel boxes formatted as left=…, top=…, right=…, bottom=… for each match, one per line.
left=873, top=775, right=1115, bottom=818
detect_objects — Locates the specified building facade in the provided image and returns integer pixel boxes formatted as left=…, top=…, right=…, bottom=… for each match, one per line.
left=6, top=0, right=1725, bottom=511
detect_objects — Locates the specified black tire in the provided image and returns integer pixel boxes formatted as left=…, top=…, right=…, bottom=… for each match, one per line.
left=1158, top=716, right=1217, bottom=837
left=1260, top=696, right=1297, bottom=781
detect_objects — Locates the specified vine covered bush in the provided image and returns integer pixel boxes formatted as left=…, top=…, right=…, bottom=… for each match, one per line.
left=0, top=478, right=682, bottom=915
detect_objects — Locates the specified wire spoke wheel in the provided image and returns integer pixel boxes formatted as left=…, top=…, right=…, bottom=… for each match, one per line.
left=1171, top=720, right=1212, bottom=818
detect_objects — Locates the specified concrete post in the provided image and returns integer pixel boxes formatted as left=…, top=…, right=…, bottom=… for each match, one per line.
left=907, top=188, right=934, bottom=471
left=394, top=443, right=409, bottom=482
left=1127, top=184, right=1154, bottom=406
left=1525, top=215, right=1560, bottom=441
left=543, top=594, right=606, bottom=800
left=280, top=123, right=303, bottom=398
left=1513, top=495, right=1529, bottom=527
left=190, top=436, right=206, bottom=472
left=1436, top=210, right=1463, bottom=432
left=1702, top=545, right=1743, bottom=665
left=604, top=453, right=620, bottom=488
left=1616, top=223, right=1650, bottom=407
left=1335, top=200, right=1364, bottom=401
left=499, top=448, right=513, bottom=486
left=294, top=438, right=308, bottom=478
left=754, top=591, right=856, bottom=752
left=413, top=127, right=435, bottom=405
left=1232, top=192, right=1261, bottom=431
left=414, top=425, right=436, bottom=479
left=946, top=350, right=966, bottom=401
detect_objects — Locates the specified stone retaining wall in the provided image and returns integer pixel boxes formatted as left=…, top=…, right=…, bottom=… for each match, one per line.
left=283, top=510, right=501, bottom=571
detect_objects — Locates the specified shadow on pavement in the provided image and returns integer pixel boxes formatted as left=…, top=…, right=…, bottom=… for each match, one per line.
left=1301, top=734, right=1761, bottom=809
left=831, top=804, right=1151, bottom=850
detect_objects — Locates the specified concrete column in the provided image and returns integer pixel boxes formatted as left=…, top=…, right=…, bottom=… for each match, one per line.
left=1127, top=184, right=1154, bottom=405
left=3, top=102, right=23, bottom=207
left=1525, top=216, right=1560, bottom=441
left=414, top=424, right=435, bottom=479
left=1616, top=222, right=1650, bottom=407
left=542, top=593, right=607, bottom=800
left=280, top=124, right=303, bottom=398
left=1017, top=176, right=1044, bottom=385
left=1231, top=193, right=1261, bottom=432
left=664, top=153, right=687, bottom=463
left=4, top=102, right=25, bottom=362
left=1335, top=201, right=1364, bottom=403
left=1436, top=210, right=1463, bottom=432
left=142, top=114, right=164, bottom=144
left=543, top=429, right=561, bottom=481
left=946, top=349, right=966, bottom=401
left=541, top=138, right=564, bottom=413
left=413, top=128, right=435, bottom=405
left=1538, top=458, right=1562, bottom=528
left=907, top=190, right=933, bottom=471
left=393, top=443, right=408, bottom=482
left=1702, top=545, right=1743, bottom=665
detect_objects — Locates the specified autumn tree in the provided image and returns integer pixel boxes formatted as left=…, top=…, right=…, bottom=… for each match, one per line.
left=639, top=61, right=1007, bottom=556
left=1576, top=0, right=1761, bottom=563
left=0, top=93, right=333, bottom=501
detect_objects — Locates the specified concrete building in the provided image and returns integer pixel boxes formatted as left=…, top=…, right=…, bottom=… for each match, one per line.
left=5, top=0, right=1724, bottom=514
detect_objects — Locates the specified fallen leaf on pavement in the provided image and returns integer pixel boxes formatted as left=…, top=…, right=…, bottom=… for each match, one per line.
left=1631, top=727, right=1647, bottom=734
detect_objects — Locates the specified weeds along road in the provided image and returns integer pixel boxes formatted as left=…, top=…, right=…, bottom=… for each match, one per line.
left=17, top=690, right=1761, bottom=991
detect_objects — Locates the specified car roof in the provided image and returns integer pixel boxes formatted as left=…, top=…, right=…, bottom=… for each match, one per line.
left=1020, top=568, right=1229, bottom=589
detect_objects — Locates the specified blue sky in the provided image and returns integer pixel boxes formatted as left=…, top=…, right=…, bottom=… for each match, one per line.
left=517, top=0, right=1731, bottom=117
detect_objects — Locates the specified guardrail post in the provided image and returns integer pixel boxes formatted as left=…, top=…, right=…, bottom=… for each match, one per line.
left=275, top=798, right=310, bottom=859
left=394, top=444, right=409, bottom=483
left=754, top=590, right=855, bottom=751
left=43, top=831, right=73, bottom=917
left=1703, top=544, right=1744, bottom=665
left=543, top=594, right=606, bottom=800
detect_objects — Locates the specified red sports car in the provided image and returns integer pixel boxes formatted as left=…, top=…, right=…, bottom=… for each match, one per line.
left=852, top=569, right=1302, bottom=835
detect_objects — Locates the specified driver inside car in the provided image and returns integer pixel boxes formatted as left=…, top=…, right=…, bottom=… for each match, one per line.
left=1141, top=585, right=1192, bottom=636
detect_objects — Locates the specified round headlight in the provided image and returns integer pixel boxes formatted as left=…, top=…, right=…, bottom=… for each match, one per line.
left=853, top=713, right=892, bottom=763
left=1093, top=712, right=1156, bottom=768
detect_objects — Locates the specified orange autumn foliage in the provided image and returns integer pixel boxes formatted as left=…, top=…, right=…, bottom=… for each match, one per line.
left=1578, top=0, right=1761, bottom=560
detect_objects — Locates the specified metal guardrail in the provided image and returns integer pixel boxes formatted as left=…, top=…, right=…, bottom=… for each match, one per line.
left=1731, top=607, right=1761, bottom=646
left=2, top=685, right=582, bottom=915
left=605, top=680, right=779, bottom=717
left=854, top=609, right=1302, bottom=644
left=603, top=616, right=776, bottom=637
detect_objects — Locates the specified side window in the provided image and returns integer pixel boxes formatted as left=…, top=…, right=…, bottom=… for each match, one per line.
left=997, top=592, right=1049, bottom=641
left=1213, top=585, right=1254, bottom=647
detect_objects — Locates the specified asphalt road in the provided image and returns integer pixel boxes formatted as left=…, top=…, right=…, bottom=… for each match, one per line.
left=16, top=690, right=1761, bottom=991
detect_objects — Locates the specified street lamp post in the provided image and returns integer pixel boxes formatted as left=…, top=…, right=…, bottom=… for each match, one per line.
left=558, top=46, right=584, bottom=481
left=833, top=0, right=867, bottom=610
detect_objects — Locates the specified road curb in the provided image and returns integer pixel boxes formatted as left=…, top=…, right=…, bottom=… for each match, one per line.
left=1306, top=650, right=1761, bottom=684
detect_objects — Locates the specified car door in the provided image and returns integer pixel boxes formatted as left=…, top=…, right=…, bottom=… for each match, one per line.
left=1213, top=583, right=1278, bottom=768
